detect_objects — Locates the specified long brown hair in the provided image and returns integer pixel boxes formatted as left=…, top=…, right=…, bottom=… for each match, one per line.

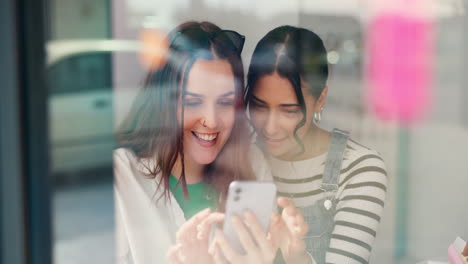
left=117, top=21, right=254, bottom=209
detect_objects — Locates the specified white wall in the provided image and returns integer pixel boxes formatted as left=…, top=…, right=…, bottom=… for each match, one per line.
left=403, top=13, right=468, bottom=263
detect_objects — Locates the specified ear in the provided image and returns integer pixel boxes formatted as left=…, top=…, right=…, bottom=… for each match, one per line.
left=314, top=86, right=328, bottom=112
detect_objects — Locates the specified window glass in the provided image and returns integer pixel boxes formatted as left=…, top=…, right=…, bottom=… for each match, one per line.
left=41, top=1, right=468, bottom=263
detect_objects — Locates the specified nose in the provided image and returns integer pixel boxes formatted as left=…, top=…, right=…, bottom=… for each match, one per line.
left=201, top=104, right=218, bottom=129
left=263, top=111, right=278, bottom=137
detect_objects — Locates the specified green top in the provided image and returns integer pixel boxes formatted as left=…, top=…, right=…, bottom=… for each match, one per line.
left=169, top=175, right=217, bottom=219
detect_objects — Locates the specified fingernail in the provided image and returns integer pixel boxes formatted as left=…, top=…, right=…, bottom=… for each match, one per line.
left=294, top=226, right=301, bottom=234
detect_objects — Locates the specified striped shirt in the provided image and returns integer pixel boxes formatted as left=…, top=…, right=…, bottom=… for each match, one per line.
left=262, top=139, right=387, bottom=264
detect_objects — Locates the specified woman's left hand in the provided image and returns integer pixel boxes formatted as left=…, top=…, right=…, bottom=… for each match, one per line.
left=208, top=211, right=281, bottom=264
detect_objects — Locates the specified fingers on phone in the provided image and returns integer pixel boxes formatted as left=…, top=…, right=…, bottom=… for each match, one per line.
left=176, top=208, right=211, bottom=243
left=277, top=196, right=295, bottom=209
left=211, top=230, right=240, bottom=263
left=267, top=213, right=282, bottom=246
left=212, top=245, right=227, bottom=264
left=268, top=213, right=281, bottom=232
left=197, top=212, right=225, bottom=240
left=232, top=215, right=257, bottom=253
left=243, top=210, right=273, bottom=251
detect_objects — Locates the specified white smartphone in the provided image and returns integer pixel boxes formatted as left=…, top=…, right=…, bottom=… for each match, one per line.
left=222, top=181, right=277, bottom=254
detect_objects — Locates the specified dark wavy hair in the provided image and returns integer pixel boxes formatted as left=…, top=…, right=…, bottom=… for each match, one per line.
left=117, top=21, right=254, bottom=208
left=245, top=25, right=329, bottom=154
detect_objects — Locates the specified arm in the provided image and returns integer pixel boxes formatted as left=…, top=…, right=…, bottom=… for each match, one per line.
left=114, top=150, right=134, bottom=264
left=115, top=192, right=134, bottom=264
left=325, top=152, right=388, bottom=263
left=114, top=148, right=176, bottom=263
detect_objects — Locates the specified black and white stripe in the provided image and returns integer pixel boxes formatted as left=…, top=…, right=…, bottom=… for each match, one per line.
left=267, top=140, right=388, bottom=264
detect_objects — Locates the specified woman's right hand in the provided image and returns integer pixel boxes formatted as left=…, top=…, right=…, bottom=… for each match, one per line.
left=167, top=208, right=224, bottom=264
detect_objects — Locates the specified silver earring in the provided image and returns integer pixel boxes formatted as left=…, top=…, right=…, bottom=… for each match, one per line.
left=313, top=108, right=323, bottom=124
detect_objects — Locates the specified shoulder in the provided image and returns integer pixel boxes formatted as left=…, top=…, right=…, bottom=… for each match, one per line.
left=113, top=147, right=157, bottom=185
left=114, top=147, right=137, bottom=165
left=114, top=148, right=154, bottom=173
left=339, top=138, right=388, bottom=185
left=344, top=139, right=386, bottom=170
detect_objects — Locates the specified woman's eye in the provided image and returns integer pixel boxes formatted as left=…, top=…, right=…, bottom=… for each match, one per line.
left=251, top=103, right=266, bottom=111
left=284, top=109, right=300, bottom=115
left=218, top=99, right=235, bottom=106
left=183, top=100, right=201, bottom=107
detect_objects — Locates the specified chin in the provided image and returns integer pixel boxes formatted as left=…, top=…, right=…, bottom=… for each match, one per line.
left=268, top=149, right=286, bottom=158
left=189, top=151, right=218, bottom=165
left=266, top=145, right=297, bottom=159
left=261, top=143, right=283, bottom=156
left=195, top=157, right=217, bottom=165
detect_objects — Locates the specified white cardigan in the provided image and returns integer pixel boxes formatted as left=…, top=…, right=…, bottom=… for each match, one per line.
left=114, top=146, right=272, bottom=264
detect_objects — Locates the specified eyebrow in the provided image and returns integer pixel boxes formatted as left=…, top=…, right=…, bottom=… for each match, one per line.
left=183, top=91, right=203, bottom=97
left=184, top=91, right=235, bottom=97
left=251, top=95, right=267, bottom=104
left=279, top=103, right=300, bottom=108
left=220, top=91, right=235, bottom=97
left=251, top=95, right=300, bottom=107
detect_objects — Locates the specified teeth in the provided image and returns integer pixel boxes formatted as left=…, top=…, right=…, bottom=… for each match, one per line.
left=194, top=132, right=217, bottom=141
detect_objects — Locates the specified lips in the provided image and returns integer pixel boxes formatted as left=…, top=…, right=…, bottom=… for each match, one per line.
left=192, top=131, right=218, bottom=147
left=262, top=136, right=287, bottom=147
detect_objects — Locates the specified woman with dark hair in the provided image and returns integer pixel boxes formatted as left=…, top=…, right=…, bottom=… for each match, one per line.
left=245, top=26, right=388, bottom=264
left=114, top=21, right=280, bottom=264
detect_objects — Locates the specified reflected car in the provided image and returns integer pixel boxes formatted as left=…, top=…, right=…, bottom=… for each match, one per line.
left=46, top=40, right=141, bottom=177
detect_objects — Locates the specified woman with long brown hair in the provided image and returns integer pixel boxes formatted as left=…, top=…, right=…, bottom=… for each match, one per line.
left=114, top=21, right=281, bottom=264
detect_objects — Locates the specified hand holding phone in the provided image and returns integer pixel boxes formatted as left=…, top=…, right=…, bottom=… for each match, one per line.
left=208, top=181, right=281, bottom=263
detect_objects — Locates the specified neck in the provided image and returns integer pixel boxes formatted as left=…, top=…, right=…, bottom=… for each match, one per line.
left=172, top=155, right=205, bottom=184
left=279, top=126, right=330, bottom=161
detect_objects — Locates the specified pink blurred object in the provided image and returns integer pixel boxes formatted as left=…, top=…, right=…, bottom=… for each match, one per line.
left=365, top=12, right=434, bottom=123
left=448, top=245, right=466, bottom=264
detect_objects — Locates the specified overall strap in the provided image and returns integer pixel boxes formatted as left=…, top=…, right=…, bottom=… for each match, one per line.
left=321, top=128, right=349, bottom=192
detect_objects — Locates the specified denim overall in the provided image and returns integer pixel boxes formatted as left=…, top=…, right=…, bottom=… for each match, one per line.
left=301, top=128, right=349, bottom=264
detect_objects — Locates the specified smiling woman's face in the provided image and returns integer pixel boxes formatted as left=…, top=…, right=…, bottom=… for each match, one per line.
left=178, top=59, right=236, bottom=165
left=249, top=72, right=317, bottom=159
